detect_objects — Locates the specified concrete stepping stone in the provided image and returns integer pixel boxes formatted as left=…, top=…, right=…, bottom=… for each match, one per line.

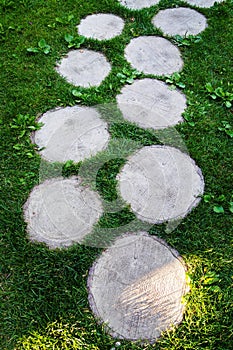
left=152, top=7, right=207, bottom=36
left=33, top=106, right=110, bottom=163
left=88, top=232, right=188, bottom=341
left=116, top=78, right=186, bottom=129
left=118, top=0, right=160, bottom=10
left=185, top=0, right=223, bottom=8
left=78, top=14, right=124, bottom=40
left=56, top=49, right=111, bottom=87
left=125, top=36, right=183, bottom=76
left=23, top=177, right=103, bottom=249
left=117, top=146, right=204, bottom=223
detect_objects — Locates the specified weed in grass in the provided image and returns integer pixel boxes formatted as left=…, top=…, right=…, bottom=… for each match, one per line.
left=12, top=140, right=36, bottom=159
left=205, top=82, right=233, bottom=108
left=27, top=39, right=51, bottom=55
left=62, top=160, right=81, bottom=177
left=218, top=120, right=233, bottom=138
left=213, top=205, right=225, bottom=214
left=10, top=113, right=43, bottom=136
left=182, top=113, right=195, bottom=127
left=116, top=67, right=141, bottom=85
left=203, top=193, right=233, bottom=215
left=48, top=14, right=75, bottom=28
left=10, top=114, right=43, bottom=158
left=71, top=87, right=101, bottom=104
left=64, top=34, right=85, bottom=49
left=172, top=34, right=202, bottom=47
left=165, top=72, right=186, bottom=90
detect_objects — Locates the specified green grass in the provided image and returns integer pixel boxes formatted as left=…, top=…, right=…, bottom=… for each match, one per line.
left=0, top=0, right=233, bottom=349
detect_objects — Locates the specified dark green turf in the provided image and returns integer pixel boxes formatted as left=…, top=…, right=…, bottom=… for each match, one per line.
left=0, top=0, right=232, bottom=349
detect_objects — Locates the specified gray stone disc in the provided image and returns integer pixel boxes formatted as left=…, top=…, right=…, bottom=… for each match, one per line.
left=118, top=0, right=160, bottom=10
left=116, top=78, right=186, bottom=129
left=152, top=7, right=207, bottom=36
left=23, top=177, right=103, bottom=249
left=56, top=49, right=111, bottom=87
left=184, top=0, right=223, bottom=8
left=117, top=146, right=204, bottom=223
left=125, top=36, right=183, bottom=76
left=88, top=232, right=188, bottom=341
left=78, top=14, right=124, bottom=40
left=33, top=106, right=110, bottom=163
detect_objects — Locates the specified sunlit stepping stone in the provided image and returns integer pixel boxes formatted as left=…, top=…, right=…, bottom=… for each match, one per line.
left=23, top=177, right=103, bottom=249
left=78, top=14, right=124, bottom=40
left=118, top=0, right=160, bottom=10
left=56, top=49, right=111, bottom=87
left=116, top=78, right=186, bottom=129
left=33, top=106, right=110, bottom=163
left=88, top=232, right=188, bottom=342
left=152, top=8, right=207, bottom=36
left=125, top=36, right=183, bottom=76
left=184, top=0, right=223, bottom=8
left=117, top=146, right=204, bottom=223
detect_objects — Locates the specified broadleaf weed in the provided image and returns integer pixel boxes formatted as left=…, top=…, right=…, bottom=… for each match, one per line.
left=116, top=67, right=141, bottom=85
left=10, top=114, right=42, bottom=158
left=27, top=39, right=51, bottom=54
left=64, top=34, right=85, bottom=49
left=205, top=82, right=233, bottom=108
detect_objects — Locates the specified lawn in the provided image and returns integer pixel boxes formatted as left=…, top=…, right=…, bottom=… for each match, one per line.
left=0, top=0, right=232, bottom=349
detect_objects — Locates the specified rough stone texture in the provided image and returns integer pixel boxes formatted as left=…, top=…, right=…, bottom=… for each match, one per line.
left=116, top=78, right=186, bottom=129
left=23, top=177, right=103, bottom=249
left=152, top=7, right=207, bottom=36
left=88, top=232, right=188, bottom=342
left=78, top=14, right=124, bottom=40
left=56, top=49, right=111, bottom=87
left=33, top=106, right=110, bottom=163
left=185, top=0, right=223, bottom=8
left=118, top=0, right=160, bottom=10
left=125, top=36, right=183, bottom=76
left=117, top=146, right=204, bottom=223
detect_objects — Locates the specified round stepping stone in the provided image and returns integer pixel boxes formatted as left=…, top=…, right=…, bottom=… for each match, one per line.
left=88, top=232, right=188, bottom=341
left=117, top=146, right=204, bottom=223
left=125, top=36, right=183, bottom=76
left=23, top=177, right=103, bottom=249
left=152, top=8, right=207, bottom=36
left=184, top=0, right=223, bottom=8
left=56, top=49, right=111, bottom=87
left=78, top=14, right=124, bottom=40
left=116, top=78, right=186, bottom=129
left=33, top=106, right=110, bottom=163
left=118, top=0, right=160, bottom=10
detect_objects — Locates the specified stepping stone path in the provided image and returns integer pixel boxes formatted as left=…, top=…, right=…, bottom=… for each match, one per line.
left=77, top=14, right=124, bottom=40
left=152, top=8, right=207, bottom=36
left=88, top=232, right=188, bottom=342
left=33, top=106, right=110, bottom=163
left=23, top=177, right=103, bottom=249
left=23, top=0, right=221, bottom=342
left=56, top=49, right=111, bottom=87
left=117, top=146, right=204, bottom=224
left=125, top=36, right=183, bottom=76
left=116, top=78, right=186, bottom=129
